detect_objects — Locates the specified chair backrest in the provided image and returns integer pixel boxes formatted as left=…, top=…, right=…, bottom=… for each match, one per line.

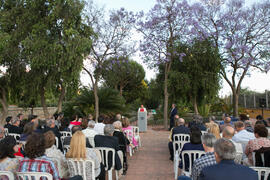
left=4, top=128, right=8, bottom=136
left=123, top=129, right=133, bottom=141
left=17, top=172, right=53, bottom=180
left=66, top=158, right=95, bottom=180
left=173, top=134, right=190, bottom=153
left=252, top=152, right=265, bottom=167
left=251, top=167, right=270, bottom=180
left=201, top=131, right=207, bottom=135
left=181, top=150, right=206, bottom=176
left=132, top=126, right=140, bottom=136
left=63, top=145, right=70, bottom=155
left=54, top=137, right=59, bottom=148
left=173, top=134, right=190, bottom=142
left=95, top=147, right=115, bottom=171
left=87, top=137, right=95, bottom=147
left=0, top=171, right=15, bottom=179
left=8, top=133, right=21, bottom=142
left=60, top=131, right=72, bottom=137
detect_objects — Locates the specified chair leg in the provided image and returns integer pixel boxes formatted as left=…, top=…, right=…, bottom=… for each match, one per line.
left=174, top=155, right=179, bottom=179
left=129, top=146, right=132, bottom=156
left=115, top=170, right=119, bottom=180
left=108, top=170, right=112, bottom=180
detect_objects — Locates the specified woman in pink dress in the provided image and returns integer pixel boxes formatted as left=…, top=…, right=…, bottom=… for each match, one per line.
left=122, top=117, right=138, bottom=147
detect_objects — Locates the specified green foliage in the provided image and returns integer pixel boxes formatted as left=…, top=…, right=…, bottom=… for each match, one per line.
left=176, top=101, right=191, bottom=117
left=198, top=104, right=211, bottom=117
left=62, top=87, right=127, bottom=119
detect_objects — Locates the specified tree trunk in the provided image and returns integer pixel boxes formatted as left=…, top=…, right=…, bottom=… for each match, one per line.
left=192, top=96, right=199, bottom=115
left=119, top=85, right=123, bottom=96
left=0, top=88, right=8, bottom=124
left=232, top=89, right=239, bottom=117
left=93, top=82, right=99, bottom=122
left=57, top=86, right=66, bottom=113
left=40, top=87, right=50, bottom=119
left=163, top=67, right=169, bottom=129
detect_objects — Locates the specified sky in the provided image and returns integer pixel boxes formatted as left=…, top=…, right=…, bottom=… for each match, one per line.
left=81, top=0, right=270, bottom=97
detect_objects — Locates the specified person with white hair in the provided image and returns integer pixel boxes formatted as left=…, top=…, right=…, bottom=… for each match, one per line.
left=8, top=116, right=23, bottom=134
left=82, top=120, right=97, bottom=147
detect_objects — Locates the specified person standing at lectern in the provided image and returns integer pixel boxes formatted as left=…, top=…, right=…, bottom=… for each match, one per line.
left=170, top=104, right=177, bottom=130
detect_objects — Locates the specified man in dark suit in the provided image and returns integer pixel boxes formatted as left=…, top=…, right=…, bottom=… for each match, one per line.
left=199, top=138, right=258, bottom=180
left=169, top=103, right=177, bottom=130
left=168, top=116, right=190, bottom=160
left=94, top=124, right=122, bottom=171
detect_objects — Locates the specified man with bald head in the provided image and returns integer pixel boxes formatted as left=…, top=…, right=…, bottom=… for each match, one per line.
left=222, top=126, right=243, bottom=154
left=168, top=116, right=190, bottom=160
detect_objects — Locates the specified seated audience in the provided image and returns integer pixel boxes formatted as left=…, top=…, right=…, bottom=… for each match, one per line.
left=59, top=117, right=70, bottom=131
left=122, top=117, right=138, bottom=147
left=20, top=122, right=36, bottom=141
left=245, top=124, right=270, bottom=165
left=219, top=116, right=233, bottom=132
left=4, top=116, right=12, bottom=129
left=222, top=126, right=243, bottom=155
left=68, top=115, right=81, bottom=130
left=0, top=136, right=20, bottom=175
left=113, top=120, right=130, bottom=174
left=66, top=131, right=105, bottom=180
left=179, top=127, right=204, bottom=172
left=94, top=124, right=122, bottom=171
left=168, top=117, right=190, bottom=161
left=80, top=117, right=89, bottom=130
left=43, top=119, right=62, bottom=150
left=232, top=121, right=255, bottom=143
left=44, top=131, right=69, bottom=178
left=82, top=120, right=97, bottom=147
left=207, top=123, right=221, bottom=139
left=256, top=114, right=268, bottom=127
left=8, top=116, right=23, bottom=134
left=63, top=125, right=92, bottom=148
left=245, top=121, right=254, bottom=133
left=94, top=115, right=106, bottom=135
left=188, top=115, right=206, bottom=131
left=199, top=138, right=258, bottom=180
left=191, top=133, right=217, bottom=180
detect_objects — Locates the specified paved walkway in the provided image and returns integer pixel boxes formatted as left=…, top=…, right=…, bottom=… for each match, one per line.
left=122, top=127, right=174, bottom=180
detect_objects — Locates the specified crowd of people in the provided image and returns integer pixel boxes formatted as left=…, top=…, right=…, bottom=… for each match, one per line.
left=0, top=113, right=139, bottom=180
left=169, top=113, right=270, bottom=180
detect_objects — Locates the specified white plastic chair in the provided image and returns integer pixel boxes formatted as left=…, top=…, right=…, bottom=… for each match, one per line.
left=8, top=133, right=21, bottom=142
left=201, top=131, right=207, bottom=135
left=66, top=159, right=95, bottom=180
left=95, top=147, right=118, bottom=180
left=173, top=134, right=190, bottom=179
left=87, top=136, right=95, bottom=148
left=123, top=129, right=134, bottom=156
left=234, top=152, right=243, bottom=164
left=17, top=172, right=53, bottom=180
left=250, top=167, right=270, bottom=180
left=63, top=145, right=70, bottom=155
left=54, top=137, right=59, bottom=148
left=60, top=131, right=72, bottom=137
left=252, top=152, right=265, bottom=166
left=181, top=150, right=205, bottom=177
left=132, top=126, right=142, bottom=147
left=0, top=171, right=15, bottom=179
left=4, top=128, right=8, bottom=136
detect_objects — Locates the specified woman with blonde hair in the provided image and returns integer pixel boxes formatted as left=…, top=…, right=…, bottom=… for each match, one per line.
left=66, top=131, right=105, bottom=180
left=207, top=123, right=221, bottom=139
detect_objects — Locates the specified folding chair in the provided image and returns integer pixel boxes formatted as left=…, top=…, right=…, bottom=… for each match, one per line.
left=60, top=131, right=72, bottom=137
left=132, top=126, right=142, bottom=147
left=95, top=147, right=118, bottom=180
left=250, top=167, right=270, bottom=180
left=17, top=172, right=53, bottom=180
left=123, top=129, right=134, bottom=156
left=66, top=159, right=95, bottom=180
left=181, top=150, right=205, bottom=177
left=0, top=171, right=15, bottom=179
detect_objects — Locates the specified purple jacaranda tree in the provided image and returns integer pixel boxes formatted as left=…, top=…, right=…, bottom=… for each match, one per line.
left=83, top=2, right=136, bottom=121
left=138, top=0, right=190, bottom=128
left=190, top=0, right=270, bottom=117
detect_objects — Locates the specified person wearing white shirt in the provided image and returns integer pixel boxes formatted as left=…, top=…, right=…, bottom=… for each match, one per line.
left=82, top=120, right=97, bottom=147
left=232, top=121, right=255, bottom=143
left=94, top=115, right=105, bottom=135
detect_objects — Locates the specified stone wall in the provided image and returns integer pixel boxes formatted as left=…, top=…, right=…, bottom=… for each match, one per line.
left=2, top=105, right=57, bottom=120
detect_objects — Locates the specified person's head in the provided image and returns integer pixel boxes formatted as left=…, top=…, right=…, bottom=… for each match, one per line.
left=254, top=124, right=268, bottom=138
left=87, top=120, right=96, bottom=129
left=172, top=104, right=176, bottom=108
left=190, top=127, right=202, bottom=144
left=71, top=125, right=82, bottom=135
left=234, top=121, right=245, bottom=132
left=23, top=122, right=35, bottom=135
left=11, top=116, right=20, bottom=126
left=224, top=117, right=231, bottom=124
left=245, top=121, right=252, bottom=128
left=44, top=130, right=56, bottom=149
left=0, top=126, right=4, bottom=139
left=222, top=113, right=229, bottom=120
left=5, top=116, right=12, bottom=124
left=209, top=116, right=216, bottom=123
left=214, top=138, right=236, bottom=163
left=71, top=114, right=78, bottom=121
left=104, top=124, right=115, bottom=136
left=113, top=121, right=122, bottom=130
left=46, top=119, right=55, bottom=128
left=256, top=115, right=264, bottom=121
left=176, top=118, right=185, bottom=126
left=28, top=115, right=38, bottom=122
left=239, top=114, right=249, bottom=121
left=122, top=117, right=130, bottom=128
left=201, top=133, right=216, bottom=152
left=17, top=113, right=23, bottom=121
left=255, top=120, right=267, bottom=127
left=80, top=117, right=88, bottom=129
left=207, top=123, right=221, bottom=139
left=88, top=114, right=93, bottom=120
left=192, top=114, right=203, bottom=124
left=98, top=115, right=105, bottom=123
left=141, top=104, right=144, bottom=108
left=0, top=136, right=18, bottom=159
left=115, top=114, right=122, bottom=121
left=222, top=126, right=235, bottom=139
left=24, top=133, right=46, bottom=159
left=66, top=131, right=86, bottom=159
